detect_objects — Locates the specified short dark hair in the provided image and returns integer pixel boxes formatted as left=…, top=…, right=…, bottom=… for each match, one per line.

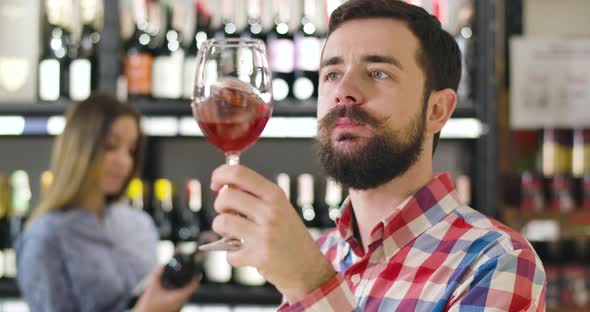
left=328, top=0, right=462, bottom=153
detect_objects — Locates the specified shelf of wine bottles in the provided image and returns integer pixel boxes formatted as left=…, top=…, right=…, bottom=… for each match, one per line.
left=0, top=168, right=344, bottom=305
left=501, top=128, right=590, bottom=311
left=0, top=0, right=477, bottom=117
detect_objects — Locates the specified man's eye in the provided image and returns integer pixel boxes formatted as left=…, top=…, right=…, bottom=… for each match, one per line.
left=370, top=71, right=390, bottom=79
left=325, top=72, right=339, bottom=81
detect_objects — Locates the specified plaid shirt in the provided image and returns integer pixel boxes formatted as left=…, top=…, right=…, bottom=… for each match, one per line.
left=279, top=173, right=546, bottom=311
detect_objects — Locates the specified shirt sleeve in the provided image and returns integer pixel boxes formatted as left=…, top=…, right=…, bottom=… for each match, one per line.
left=447, top=248, right=546, bottom=311
left=277, top=274, right=357, bottom=312
left=16, top=234, right=78, bottom=312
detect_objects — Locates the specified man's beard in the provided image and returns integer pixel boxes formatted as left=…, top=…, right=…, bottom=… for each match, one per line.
left=317, top=104, right=426, bottom=190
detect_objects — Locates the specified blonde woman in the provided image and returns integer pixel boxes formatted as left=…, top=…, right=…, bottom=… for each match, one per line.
left=16, top=93, right=198, bottom=312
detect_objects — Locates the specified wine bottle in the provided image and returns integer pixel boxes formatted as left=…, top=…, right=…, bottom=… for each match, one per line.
left=171, top=181, right=199, bottom=243
left=40, top=170, right=54, bottom=198
left=186, top=179, right=206, bottom=234
left=200, top=192, right=232, bottom=284
left=267, top=0, right=295, bottom=102
left=69, top=0, right=102, bottom=101
left=214, top=0, right=240, bottom=39
left=124, top=0, right=153, bottom=98
left=324, top=177, right=342, bottom=224
left=234, top=173, right=266, bottom=286
left=126, top=178, right=145, bottom=210
left=153, top=179, right=175, bottom=265
left=39, top=0, right=71, bottom=101
left=276, top=173, right=291, bottom=200
left=183, top=1, right=212, bottom=99
left=0, top=175, right=10, bottom=278
left=241, top=0, right=266, bottom=41
left=127, top=243, right=204, bottom=309
left=151, top=3, right=184, bottom=99
left=292, top=0, right=321, bottom=102
left=9, top=171, right=31, bottom=242
left=297, top=174, right=318, bottom=230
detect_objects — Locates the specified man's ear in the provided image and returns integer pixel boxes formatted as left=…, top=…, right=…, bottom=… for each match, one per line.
left=426, top=88, right=457, bottom=136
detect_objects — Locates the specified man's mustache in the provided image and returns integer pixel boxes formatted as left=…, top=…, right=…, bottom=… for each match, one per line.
left=318, top=105, right=387, bottom=131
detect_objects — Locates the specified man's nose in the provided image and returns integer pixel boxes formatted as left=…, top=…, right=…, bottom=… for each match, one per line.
left=334, top=74, right=365, bottom=106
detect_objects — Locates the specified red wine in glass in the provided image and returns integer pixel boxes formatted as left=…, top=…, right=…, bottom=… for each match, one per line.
left=193, top=78, right=272, bottom=154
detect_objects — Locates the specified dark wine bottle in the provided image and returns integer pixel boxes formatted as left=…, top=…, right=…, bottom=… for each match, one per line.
left=324, top=177, right=343, bottom=226
left=152, top=3, right=184, bottom=99
left=126, top=178, right=145, bottom=210
left=241, top=0, right=266, bottom=42
left=153, top=179, right=174, bottom=242
left=124, top=0, right=153, bottom=98
left=267, top=0, right=295, bottom=102
left=183, top=1, right=212, bottom=99
left=39, top=0, right=71, bottom=101
left=171, top=181, right=199, bottom=243
left=292, top=0, right=321, bottom=102
left=297, top=174, right=319, bottom=230
left=9, top=171, right=31, bottom=243
left=0, top=175, right=10, bottom=278
left=214, top=0, right=240, bottom=39
left=69, top=0, right=101, bottom=101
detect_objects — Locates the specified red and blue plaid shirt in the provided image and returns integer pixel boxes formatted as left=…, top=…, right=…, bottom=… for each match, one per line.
left=279, top=173, right=546, bottom=311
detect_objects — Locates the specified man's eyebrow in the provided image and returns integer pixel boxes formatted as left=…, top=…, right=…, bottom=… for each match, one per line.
left=319, top=55, right=404, bottom=71
left=319, top=56, right=343, bottom=69
left=362, top=54, right=404, bottom=71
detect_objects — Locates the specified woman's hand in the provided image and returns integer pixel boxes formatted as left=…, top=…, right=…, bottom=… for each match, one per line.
left=134, top=266, right=199, bottom=312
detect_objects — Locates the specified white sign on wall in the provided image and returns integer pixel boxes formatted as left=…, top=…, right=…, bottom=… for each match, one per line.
left=510, top=38, right=590, bottom=129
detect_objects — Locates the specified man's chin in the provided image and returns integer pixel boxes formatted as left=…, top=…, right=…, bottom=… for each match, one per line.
left=330, top=140, right=367, bottom=156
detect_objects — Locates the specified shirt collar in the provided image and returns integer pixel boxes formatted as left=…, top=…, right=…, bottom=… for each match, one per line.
left=335, top=173, right=462, bottom=261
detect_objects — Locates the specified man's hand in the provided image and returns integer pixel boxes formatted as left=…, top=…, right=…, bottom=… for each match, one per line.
left=134, top=266, right=199, bottom=312
left=210, top=165, right=337, bottom=303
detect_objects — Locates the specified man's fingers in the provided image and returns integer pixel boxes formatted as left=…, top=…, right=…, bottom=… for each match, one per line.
left=211, top=165, right=280, bottom=203
left=211, top=213, right=257, bottom=241
left=214, top=187, right=269, bottom=223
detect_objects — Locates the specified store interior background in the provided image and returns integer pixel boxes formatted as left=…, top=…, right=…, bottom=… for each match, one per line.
left=0, top=0, right=589, bottom=311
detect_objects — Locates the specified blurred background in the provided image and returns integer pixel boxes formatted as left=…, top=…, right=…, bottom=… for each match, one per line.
left=0, top=0, right=588, bottom=311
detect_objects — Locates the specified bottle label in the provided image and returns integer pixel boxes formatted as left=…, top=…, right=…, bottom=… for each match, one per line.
left=39, top=59, right=61, bottom=101
left=69, top=59, right=92, bottom=101
left=3, top=249, right=16, bottom=278
left=293, top=76, right=314, bottom=100
left=0, top=57, right=29, bottom=92
left=235, top=266, right=266, bottom=286
left=268, top=39, right=295, bottom=73
left=204, top=251, right=232, bottom=283
left=152, top=51, right=184, bottom=99
left=272, top=78, right=289, bottom=101
left=295, top=36, right=321, bottom=71
left=183, top=56, right=197, bottom=99
left=125, top=53, right=153, bottom=95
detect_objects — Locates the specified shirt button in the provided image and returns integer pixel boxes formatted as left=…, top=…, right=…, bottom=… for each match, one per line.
left=351, top=273, right=361, bottom=285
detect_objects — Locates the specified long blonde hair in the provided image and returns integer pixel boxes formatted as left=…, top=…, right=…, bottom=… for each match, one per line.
left=28, top=93, right=144, bottom=225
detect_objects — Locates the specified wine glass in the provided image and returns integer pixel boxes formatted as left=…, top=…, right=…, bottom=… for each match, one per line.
left=192, top=38, right=273, bottom=252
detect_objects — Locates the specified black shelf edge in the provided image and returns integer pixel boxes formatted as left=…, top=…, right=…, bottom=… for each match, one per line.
left=0, top=98, right=317, bottom=117
left=0, top=100, right=70, bottom=116
left=0, top=278, right=281, bottom=306
left=0, top=98, right=475, bottom=118
left=191, top=284, right=282, bottom=305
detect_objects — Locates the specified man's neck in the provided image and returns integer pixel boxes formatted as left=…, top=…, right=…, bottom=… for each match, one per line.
left=348, top=159, right=433, bottom=251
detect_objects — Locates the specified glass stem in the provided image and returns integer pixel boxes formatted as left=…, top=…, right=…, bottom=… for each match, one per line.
left=225, top=153, right=240, bottom=166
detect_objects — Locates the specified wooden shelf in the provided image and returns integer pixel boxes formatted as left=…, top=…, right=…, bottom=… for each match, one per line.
left=547, top=307, right=590, bottom=312
left=502, top=206, right=590, bottom=240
